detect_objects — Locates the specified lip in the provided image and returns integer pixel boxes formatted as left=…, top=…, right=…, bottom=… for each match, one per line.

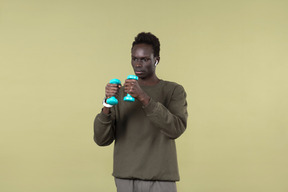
left=134, top=71, right=144, bottom=74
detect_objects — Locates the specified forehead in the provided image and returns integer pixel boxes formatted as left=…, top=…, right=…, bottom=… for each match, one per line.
left=131, top=44, right=154, bottom=57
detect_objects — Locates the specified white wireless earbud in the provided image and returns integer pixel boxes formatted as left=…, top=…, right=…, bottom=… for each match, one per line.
left=155, top=60, right=158, bottom=66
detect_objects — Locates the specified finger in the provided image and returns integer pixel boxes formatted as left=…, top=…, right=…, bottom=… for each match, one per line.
left=106, top=87, right=120, bottom=97
left=124, top=83, right=132, bottom=89
left=125, top=79, right=137, bottom=84
left=107, top=83, right=120, bottom=88
left=106, top=87, right=119, bottom=93
left=124, top=86, right=133, bottom=94
left=106, top=84, right=120, bottom=90
left=107, top=88, right=120, bottom=93
left=124, top=87, right=129, bottom=93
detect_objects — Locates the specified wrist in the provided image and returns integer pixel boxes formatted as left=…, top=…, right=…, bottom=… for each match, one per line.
left=102, top=98, right=113, bottom=108
left=138, top=94, right=150, bottom=107
left=102, top=107, right=111, bottom=114
left=102, top=98, right=112, bottom=114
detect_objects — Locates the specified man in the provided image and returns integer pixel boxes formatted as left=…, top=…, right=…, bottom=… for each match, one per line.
left=94, top=32, right=188, bottom=192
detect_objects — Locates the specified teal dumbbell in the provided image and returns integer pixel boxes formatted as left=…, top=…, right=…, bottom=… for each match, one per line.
left=124, top=75, right=139, bottom=102
left=106, top=78, right=121, bottom=105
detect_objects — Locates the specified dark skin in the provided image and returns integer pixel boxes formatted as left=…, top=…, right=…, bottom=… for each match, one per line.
left=103, top=43, right=160, bottom=114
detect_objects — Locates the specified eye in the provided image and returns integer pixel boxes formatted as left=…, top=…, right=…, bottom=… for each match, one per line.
left=141, top=58, right=150, bottom=62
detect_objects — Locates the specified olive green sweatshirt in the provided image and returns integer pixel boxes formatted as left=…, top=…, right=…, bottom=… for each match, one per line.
left=93, top=80, right=188, bottom=181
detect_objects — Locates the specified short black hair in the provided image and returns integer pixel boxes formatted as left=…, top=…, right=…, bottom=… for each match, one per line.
left=132, top=32, right=160, bottom=57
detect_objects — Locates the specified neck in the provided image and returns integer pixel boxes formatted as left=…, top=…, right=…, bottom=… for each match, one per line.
left=138, top=75, right=160, bottom=86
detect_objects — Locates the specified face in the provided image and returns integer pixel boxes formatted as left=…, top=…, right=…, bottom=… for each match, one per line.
left=131, top=44, right=158, bottom=79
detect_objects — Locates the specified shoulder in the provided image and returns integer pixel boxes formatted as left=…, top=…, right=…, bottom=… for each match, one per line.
left=161, top=80, right=185, bottom=92
left=159, top=80, right=187, bottom=108
left=159, top=80, right=187, bottom=99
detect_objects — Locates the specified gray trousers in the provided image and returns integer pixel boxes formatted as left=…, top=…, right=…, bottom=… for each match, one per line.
left=114, top=177, right=177, bottom=192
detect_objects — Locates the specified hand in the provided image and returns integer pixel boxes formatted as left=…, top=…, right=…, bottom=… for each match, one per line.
left=105, top=83, right=122, bottom=99
left=124, top=79, right=150, bottom=106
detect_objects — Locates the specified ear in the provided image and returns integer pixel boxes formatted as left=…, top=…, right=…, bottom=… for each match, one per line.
left=155, top=57, right=160, bottom=66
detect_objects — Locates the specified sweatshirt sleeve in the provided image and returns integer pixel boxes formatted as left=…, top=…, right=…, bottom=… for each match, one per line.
left=93, top=109, right=115, bottom=146
left=142, top=84, right=188, bottom=139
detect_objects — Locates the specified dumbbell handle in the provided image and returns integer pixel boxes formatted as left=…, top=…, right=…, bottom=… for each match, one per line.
left=106, top=78, right=121, bottom=105
left=124, top=75, right=138, bottom=102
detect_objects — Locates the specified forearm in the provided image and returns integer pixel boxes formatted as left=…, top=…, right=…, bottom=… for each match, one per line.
left=137, top=92, right=151, bottom=107
left=143, top=99, right=188, bottom=139
left=93, top=111, right=115, bottom=146
left=102, top=107, right=111, bottom=114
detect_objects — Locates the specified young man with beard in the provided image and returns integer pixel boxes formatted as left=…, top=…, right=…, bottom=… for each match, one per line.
left=94, top=32, right=188, bottom=192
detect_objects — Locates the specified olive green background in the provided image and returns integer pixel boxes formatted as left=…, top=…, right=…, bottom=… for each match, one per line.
left=1, top=0, right=287, bottom=191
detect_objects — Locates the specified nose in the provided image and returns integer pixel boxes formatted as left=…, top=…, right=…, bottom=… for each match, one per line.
left=135, top=62, right=142, bottom=68
left=133, top=59, right=142, bottom=68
